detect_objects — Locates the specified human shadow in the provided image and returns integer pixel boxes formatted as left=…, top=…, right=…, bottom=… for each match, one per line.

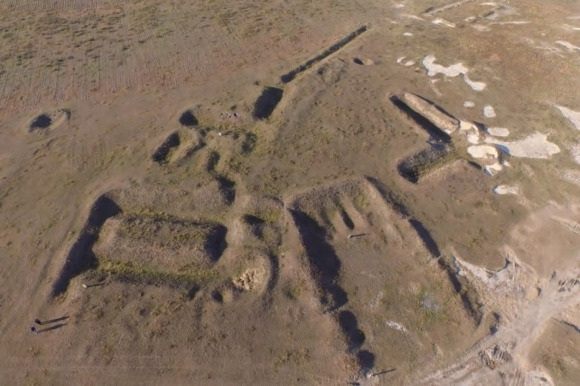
left=39, top=323, right=67, bottom=333
left=35, top=316, right=69, bottom=325
left=371, top=368, right=397, bottom=377
left=32, top=324, right=68, bottom=334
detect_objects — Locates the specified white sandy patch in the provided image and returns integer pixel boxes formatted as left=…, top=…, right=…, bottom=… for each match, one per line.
left=453, top=255, right=493, bottom=283
left=468, top=145, right=498, bottom=159
left=463, top=74, right=487, bottom=91
left=569, top=144, right=580, bottom=165
left=555, top=40, right=580, bottom=52
left=483, top=105, right=496, bottom=118
left=454, top=252, right=538, bottom=294
left=561, top=169, right=580, bottom=186
left=459, top=121, right=479, bottom=132
left=484, top=4, right=517, bottom=21
left=423, top=55, right=486, bottom=91
left=472, top=24, right=491, bottom=32
left=467, top=133, right=479, bottom=145
left=404, top=60, right=415, bottom=66
left=485, top=162, right=503, bottom=176
left=563, top=23, right=580, bottom=30
left=385, top=321, right=408, bottom=333
left=485, top=132, right=560, bottom=159
left=369, top=290, right=384, bottom=309
left=397, top=56, right=406, bottom=64
left=464, top=101, right=475, bottom=108
left=556, top=105, right=580, bottom=130
left=567, top=25, right=580, bottom=31
left=552, top=216, right=580, bottom=235
left=524, top=38, right=565, bottom=57
left=490, top=21, right=531, bottom=25
left=423, top=55, right=468, bottom=77
left=400, top=14, right=426, bottom=21
left=486, top=127, right=510, bottom=137
left=467, top=134, right=480, bottom=144
left=494, top=185, right=519, bottom=195
left=432, top=18, right=456, bottom=28
left=460, top=120, right=481, bottom=144
left=403, top=32, right=413, bottom=36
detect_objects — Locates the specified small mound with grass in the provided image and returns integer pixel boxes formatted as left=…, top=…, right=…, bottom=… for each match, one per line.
left=94, top=214, right=228, bottom=274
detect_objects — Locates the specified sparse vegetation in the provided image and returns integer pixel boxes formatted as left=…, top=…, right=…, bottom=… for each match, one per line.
left=272, top=348, right=310, bottom=371
left=285, top=283, right=303, bottom=301
left=541, top=352, right=568, bottom=379
left=2, top=1, right=579, bottom=385
left=97, top=260, right=220, bottom=288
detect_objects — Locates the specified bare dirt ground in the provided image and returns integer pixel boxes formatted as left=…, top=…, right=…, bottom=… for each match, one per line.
left=0, top=0, right=579, bottom=384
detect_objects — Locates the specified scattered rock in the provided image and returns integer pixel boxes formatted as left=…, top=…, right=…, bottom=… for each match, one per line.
left=556, top=105, right=580, bottom=130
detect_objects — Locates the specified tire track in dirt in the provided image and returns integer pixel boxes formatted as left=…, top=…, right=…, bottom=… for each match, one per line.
left=418, top=258, right=579, bottom=385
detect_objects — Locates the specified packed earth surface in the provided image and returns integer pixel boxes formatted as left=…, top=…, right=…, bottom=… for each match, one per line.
left=0, top=0, right=579, bottom=385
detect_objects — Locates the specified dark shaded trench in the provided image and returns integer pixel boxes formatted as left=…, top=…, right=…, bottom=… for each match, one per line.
left=51, top=195, right=121, bottom=297
left=289, top=208, right=374, bottom=372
